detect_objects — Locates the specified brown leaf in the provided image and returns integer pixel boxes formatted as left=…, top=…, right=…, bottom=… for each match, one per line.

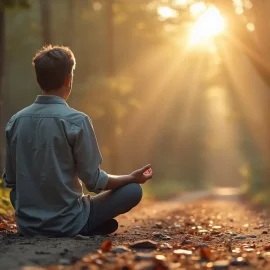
left=200, top=247, right=212, bottom=261
left=203, top=235, right=211, bottom=241
left=100, top=240, right=112, bottom=252
left=0, top=222, right=8, bottom=231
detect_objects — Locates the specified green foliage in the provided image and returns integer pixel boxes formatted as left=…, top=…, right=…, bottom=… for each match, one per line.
left=0, top=178, right=12, bottom=214
left=0, top=0, right=31, bottom=10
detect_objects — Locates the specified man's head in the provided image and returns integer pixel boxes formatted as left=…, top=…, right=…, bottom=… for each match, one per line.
left=32, top=45, right=76, bottom=99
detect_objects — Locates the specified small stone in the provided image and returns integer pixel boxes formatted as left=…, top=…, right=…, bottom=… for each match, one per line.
left=134, top=262, right=156, bottom=270
left=212, top=225, right=222, bottom=230
left=247, top=234, right=257, bottom=238
left=130, top=240, right=157, bottom=249
left=135, top=253, right=154, bottom=261
left=174, top=224, right=181, bottom=229
left=153, top=222, right=163, bottom=229
left=230, top=257, right=250, bottom=266
left=35, top=251, right=50, bottom=255
left=262, top=231, right=268, bottom=234
left=152, top=232, right=171, bottom=240
left=181, top=239, right=193, bottom=245
left=196, top=243, right=209, bottom=248
left=245, top=248, right=255, bottom=252
left=155, top=254, right=166, bottom=262
left=159, top=243, right=173, bottom=250
left=235, top=235, right=246, bottom=240
left=213, top=260, right=230, bottom=269
left=111, top=246, right=131, bottom=254
left=199, top=229, right=209, bottom=234
left=173, top=249, right=192, bottom=256
left=59, top=258, right=71, bottom=265
left=74, top=234, right=90, bottom=240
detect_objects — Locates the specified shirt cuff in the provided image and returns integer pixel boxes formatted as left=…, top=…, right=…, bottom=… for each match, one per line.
left=92, top=170, right=108, bottom=194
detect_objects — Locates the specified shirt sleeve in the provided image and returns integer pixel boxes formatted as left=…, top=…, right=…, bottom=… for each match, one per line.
left=73, top=116, right=108, bottom=193
left=3, top=128, right=16, bottom=189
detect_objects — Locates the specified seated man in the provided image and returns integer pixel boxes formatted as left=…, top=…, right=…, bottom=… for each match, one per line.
left=2, top=45, right=153, bottom=237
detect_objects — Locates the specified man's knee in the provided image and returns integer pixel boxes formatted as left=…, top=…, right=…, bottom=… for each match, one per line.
left=125, top=183, right=143, bottom=206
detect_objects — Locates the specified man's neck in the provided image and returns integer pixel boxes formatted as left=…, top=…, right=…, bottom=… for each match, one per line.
left=42, top=89, right=67, bottom=100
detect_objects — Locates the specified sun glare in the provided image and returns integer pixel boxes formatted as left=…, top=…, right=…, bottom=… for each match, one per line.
left=189, top=6, right=225, bottom=45
left=157, top=6, right=178, bottom=20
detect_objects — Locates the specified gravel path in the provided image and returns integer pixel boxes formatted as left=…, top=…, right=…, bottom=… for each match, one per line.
left=1, top=189, right=270, bottom=270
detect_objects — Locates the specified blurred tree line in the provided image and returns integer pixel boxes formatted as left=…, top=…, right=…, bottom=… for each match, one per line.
left=0, top=0, right=269, bottom=197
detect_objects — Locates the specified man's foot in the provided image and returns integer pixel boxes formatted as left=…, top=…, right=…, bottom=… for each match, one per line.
left=90, top=219, right=118, bottom=236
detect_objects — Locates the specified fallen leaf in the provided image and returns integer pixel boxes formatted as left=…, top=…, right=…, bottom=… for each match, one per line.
left=100, top=240, right=112, bottom=252
left=0, top=222, right=8, bottom=230
left=200, top=247, right=212, bottom=261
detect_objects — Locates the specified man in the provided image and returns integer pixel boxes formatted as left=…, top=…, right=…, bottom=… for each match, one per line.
left=2, top=45, right=153, bottom=237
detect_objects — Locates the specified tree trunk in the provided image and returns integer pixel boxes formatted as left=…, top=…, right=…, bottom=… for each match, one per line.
left=0, top=9, right=5, bottom=171
left=40, top=0, right=52, bottom=44
left=107, top=0, right=114, bottom=76
left=106, top=0, right=118, bottom=173
left=66, top=0, right=75, bottom=47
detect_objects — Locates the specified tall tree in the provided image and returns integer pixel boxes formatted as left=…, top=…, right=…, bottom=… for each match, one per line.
left=40, top=0, right=52, bottom=44
left=0, top=8, right=5, bottom=170
left=66, top=0, right=75, bottom=47
left=0, top=0, right=30, bottom=170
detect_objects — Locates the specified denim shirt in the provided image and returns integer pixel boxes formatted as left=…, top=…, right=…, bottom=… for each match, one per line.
left=2, top=95, right=108, bottom=236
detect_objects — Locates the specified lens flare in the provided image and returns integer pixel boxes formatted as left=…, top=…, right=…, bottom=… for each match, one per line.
left=189, top=6, right=225, bottom=45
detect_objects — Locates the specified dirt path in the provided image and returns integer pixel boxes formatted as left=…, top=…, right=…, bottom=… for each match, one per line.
left=1, top=190, right=270, bottom=270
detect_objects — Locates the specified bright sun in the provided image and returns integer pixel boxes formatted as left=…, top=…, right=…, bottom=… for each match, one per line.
left=189, top=6, right=225, bottom=45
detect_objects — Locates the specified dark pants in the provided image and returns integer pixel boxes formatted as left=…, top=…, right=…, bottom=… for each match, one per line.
left=79, top=183, right=143, bottom=235
left=10, top=183, right=143, bottom=236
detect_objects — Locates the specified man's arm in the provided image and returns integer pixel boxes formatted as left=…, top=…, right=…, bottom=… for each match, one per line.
left=105, top=164, right=153, bottom=190
left=3, top=131, right=16, bottom=189
left=74, top=116, right=108, bottom=193
left=74, top=116, right=152, bottom=193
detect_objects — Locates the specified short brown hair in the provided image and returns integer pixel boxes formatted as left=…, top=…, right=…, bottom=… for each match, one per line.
left=32, top=45, right=76, bottom=91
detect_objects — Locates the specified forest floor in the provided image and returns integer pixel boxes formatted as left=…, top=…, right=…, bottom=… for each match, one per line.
left=1, top=189, right=270, bottom=270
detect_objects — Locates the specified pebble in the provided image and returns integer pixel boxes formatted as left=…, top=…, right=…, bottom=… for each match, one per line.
left=152, top=232, right=171, bottom=240
left=262, top=231, right=268, bottom=234
left=111, top=246, right=131, bottom=254
left=134, top=262, right=156, bottom=270
left=58, top=258, right=71, bottom=265
left=159, top=243, right=173, bottom=250
left=181, top=239, right=193, bottom=245
left=130, top=240, right=157, bottom=249
left=196, top=243, right=209, bottom=248
left=230, top=257, right=250, bottom=266
left=247, top=234, right=257, bottom=238
left=173, top=249, right=192, bottom=256
left=235, top=235, right=246, bottom=240
left=153, top=222, right=163, bottom=229
left=212, top=260, right=230, bottom=269
left=135, top=253, right=154, bottom=261
left=199, top=229, right=209, bottom=234
left=155, top=254, right=166, bottom=262
left=74, top=234, right=90, bottom=240
left=212, top=226, right=222, bottom=230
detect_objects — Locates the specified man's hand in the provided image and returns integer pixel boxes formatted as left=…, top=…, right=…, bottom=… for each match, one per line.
left=130, top=164, right=153, bottom=184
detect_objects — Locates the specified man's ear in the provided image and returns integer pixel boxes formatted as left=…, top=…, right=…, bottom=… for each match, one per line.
left=64, top=74, right=72, bottom=87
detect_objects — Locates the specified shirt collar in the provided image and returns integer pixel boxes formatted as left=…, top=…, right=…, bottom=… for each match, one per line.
left=35, top=95, right=68, bottom=106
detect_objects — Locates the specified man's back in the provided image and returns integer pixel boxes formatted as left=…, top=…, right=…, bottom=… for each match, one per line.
left=5, top=95, right=92, bottom=236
